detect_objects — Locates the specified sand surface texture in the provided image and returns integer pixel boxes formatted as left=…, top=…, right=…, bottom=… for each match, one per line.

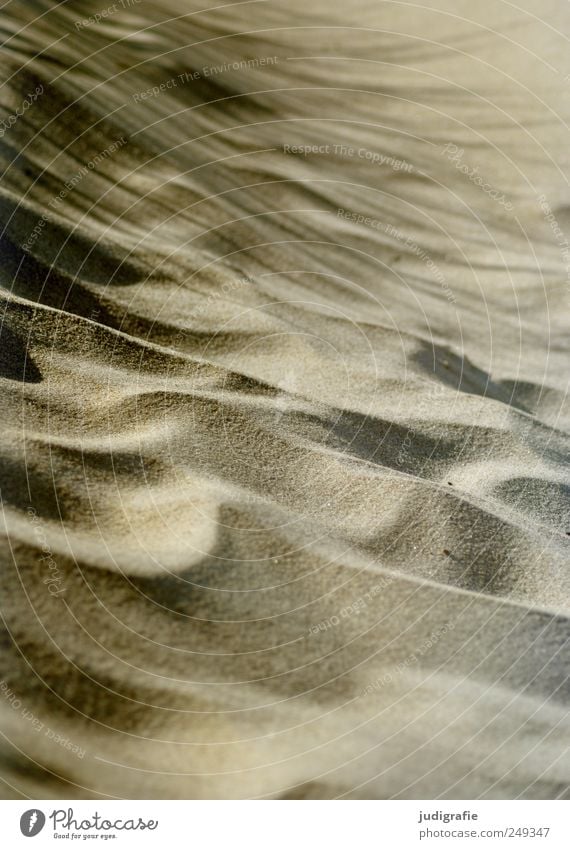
left=0, top=0, right=569, bottom=798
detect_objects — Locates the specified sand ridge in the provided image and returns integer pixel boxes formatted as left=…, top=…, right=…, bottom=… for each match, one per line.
left=0, top=0, right=569, bottom=799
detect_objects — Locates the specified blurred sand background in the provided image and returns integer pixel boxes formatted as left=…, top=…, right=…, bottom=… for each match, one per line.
left=0, top=0, right=569, bottom=798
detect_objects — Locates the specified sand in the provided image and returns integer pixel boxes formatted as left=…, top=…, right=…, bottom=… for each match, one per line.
left=0, top=0, right=569, bottom=798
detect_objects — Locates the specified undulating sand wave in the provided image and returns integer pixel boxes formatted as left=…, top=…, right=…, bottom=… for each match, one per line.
left=0, top=0, right=569, bottom=798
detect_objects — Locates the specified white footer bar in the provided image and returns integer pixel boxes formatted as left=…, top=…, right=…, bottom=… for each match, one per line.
left=1, top=800, right=567, bottom=848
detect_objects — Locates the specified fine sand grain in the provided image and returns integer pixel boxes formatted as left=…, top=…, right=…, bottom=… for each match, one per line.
left=0, top=0, right=569, bottom=799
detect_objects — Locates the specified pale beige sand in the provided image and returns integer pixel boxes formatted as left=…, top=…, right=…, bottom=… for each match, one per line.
left=0, top=0, right=569, bottom=798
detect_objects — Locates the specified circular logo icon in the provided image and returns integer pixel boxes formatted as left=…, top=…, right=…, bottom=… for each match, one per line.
left=20, top=810, right=46, bottom=837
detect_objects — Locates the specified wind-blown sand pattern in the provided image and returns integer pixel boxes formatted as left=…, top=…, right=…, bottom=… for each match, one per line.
left=0, top=0, right=569, bottom=799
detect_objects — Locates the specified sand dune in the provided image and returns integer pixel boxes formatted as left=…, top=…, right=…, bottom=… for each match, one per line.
left=0, top=0, right=569, bottom=798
